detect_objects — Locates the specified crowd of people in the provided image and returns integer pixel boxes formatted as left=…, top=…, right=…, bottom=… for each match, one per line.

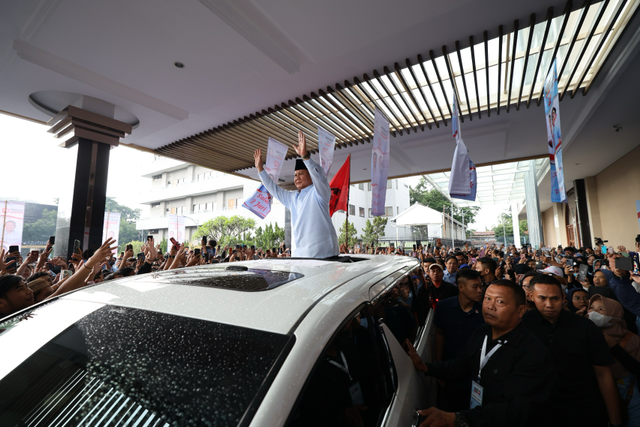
left=2, top=231, right=640, bottom=426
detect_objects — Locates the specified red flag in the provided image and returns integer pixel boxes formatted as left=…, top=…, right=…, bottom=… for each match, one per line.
left=329, top=155, right=350, bottom=217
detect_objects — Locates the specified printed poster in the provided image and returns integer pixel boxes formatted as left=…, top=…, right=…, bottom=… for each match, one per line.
left=318, top=126, right=336, bottom=176
left=0, top=200, right=25, bottom=252
left=449, top=94, right=476, bottom=201
left=371, top=108, right=390, bottom=217
left=102, top=212, right=121, bottom=254
left=168, top=214, right=185, bottom=251
left=243, top=137, right=288, bottom=219
left=544, top=59, right=567, bottom=203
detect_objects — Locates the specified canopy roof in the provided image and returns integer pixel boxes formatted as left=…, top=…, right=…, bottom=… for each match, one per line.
left=391, top=202, right=465, bottom=227
left=157, top=0, right=637, bottom=174
left=424, top=157, right=549, bottom=208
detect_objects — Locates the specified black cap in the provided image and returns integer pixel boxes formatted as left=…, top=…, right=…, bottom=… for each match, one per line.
left=295, top=159, right=308, bottom=171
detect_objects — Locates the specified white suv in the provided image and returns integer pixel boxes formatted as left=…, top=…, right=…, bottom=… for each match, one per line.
left=0, top=255, right=436, bottom=426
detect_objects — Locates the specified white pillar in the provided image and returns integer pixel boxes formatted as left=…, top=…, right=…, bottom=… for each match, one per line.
left=511, top=203, right=521, bottom=248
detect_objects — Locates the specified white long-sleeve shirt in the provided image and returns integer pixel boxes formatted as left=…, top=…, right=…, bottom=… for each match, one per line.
left=258, top=157, right=339, bottom=258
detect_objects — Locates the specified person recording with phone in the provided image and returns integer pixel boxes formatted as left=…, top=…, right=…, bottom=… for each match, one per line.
left=253, top=130, right=338, bottom=259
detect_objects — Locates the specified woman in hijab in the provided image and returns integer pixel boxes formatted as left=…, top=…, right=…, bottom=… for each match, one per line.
left=589, top=268, right=639, bottom=334
left=567, top=287, right=589, bottom=315
left=588, top=295, right=640, bottom=426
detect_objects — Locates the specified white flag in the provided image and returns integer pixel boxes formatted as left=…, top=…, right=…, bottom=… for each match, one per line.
left=449, top=95, right=471, bottom=195
left=371, top=108, right=390, bottom=217
left=317, top=126, right=336, bottom=176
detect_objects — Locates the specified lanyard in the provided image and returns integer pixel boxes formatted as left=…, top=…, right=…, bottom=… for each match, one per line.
left=328, top=351, right=353, bottom=382
left=478, top=335, right=505, bottom=380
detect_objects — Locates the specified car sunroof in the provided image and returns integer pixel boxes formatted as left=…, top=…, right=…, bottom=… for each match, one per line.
left=142, top=267, right=303, bottom=292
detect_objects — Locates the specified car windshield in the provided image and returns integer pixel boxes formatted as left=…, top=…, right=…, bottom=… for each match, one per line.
left=0, top=305, right=292, bottom=427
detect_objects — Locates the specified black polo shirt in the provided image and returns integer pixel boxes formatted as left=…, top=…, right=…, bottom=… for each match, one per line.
left=521, top=309, right=613, bottom=427
left=434, top=296, right=484, bottom=361
left=426, top=322, right=554, bottom=426
left=428, top=280, right=458, bottom=303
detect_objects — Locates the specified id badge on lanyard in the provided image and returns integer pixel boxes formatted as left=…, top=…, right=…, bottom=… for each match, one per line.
left=470, top=336, right=504, bottom=409
left=329, top=351, right=365, bottom=407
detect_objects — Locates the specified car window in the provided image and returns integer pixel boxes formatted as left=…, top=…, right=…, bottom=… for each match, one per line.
left=0, top=305, right=293, bottom=427
left=287, top=306, right=395, bottom=427
left=369, top=266, right=432, bottom=347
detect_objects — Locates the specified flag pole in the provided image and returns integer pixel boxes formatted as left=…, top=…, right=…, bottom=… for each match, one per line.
left=345, top=156, right=351, bottom=248
left=1, top=200, right=7, bottom=250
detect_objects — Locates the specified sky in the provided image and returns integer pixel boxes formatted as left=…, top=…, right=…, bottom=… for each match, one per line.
left=0, top=113, right=505, bottom=230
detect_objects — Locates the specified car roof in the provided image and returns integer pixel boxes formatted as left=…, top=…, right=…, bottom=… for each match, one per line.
left=55, top=255, right=418, bottom=335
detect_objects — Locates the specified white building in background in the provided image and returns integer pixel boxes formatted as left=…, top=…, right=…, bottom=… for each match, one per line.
left=135, top=156, right=286, bottom=243
left=390, top=202, right=467, bottom=242
left=332, top=179, right=411, bottom=242
left=136, top=155, right=411, bottom=245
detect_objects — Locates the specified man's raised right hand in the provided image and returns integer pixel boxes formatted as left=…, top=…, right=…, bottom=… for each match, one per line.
left=254, top=149, right=264, bottom=173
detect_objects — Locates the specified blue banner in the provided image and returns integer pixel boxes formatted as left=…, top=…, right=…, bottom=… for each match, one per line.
left=543, top=60, right=567, bottom=203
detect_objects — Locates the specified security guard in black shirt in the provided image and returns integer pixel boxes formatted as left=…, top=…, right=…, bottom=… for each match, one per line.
left=522, top=274, right=622, bottom=427
left=407, top=279, right=554, bottom=427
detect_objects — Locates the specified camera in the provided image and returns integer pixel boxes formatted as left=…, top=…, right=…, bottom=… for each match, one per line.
left=594, top=237, right=608, bottom=246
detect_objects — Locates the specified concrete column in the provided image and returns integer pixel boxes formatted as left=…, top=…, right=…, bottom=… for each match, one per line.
left=574, top=179, right=592, bottom=248
left=524, top=160, right=544, bottom=248
left=511, top=203, right=521, bottom=248
left=552, top=203, right=569, bottom=248
left=49, top=105, right=131, bottom=258
left=584, top=176, right=602, bottom=247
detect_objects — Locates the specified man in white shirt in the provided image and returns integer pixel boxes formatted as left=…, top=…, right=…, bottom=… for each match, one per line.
left=253, top=131, right=339, bottom=258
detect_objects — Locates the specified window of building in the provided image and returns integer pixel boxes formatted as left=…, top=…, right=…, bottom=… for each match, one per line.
left=152, top=174, right=162, bottom=181
left=367, top=182, right=372, bottom=191
left=396, top=180, right=398, bottom=189
left=359, top=207, right=365, bottom=217
left=387, top=180, right=392, bottom=189
left=170, top=207, right=176, bottom=215
left=368, top=208, right=372, bottom=217
left=385, top=206, right=393, bottom=217
left=228, top=199, right=236, bottom=210
left=151, top=203, right=161, bottom=208
left=349, top=204, right=355, bottom=215
left=397, top=207, right=400, bottom=215
left=358, top=183, right=364, bottom=190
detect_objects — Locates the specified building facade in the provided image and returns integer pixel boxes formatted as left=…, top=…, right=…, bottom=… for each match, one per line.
left=135, top=156, right=287, bottom=243
left=332, top=179, right=411, bottom=242
left=136, top=156, right=411, bottom=245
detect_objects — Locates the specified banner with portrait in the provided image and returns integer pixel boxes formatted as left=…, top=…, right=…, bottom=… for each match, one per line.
left=102, top=212, right=121, bottom=254
left=371, top=108, right=390, bottom=217
left=168, top=214, right=185, bottom=251
left=318, top=126, right=336, bottom=176
left=543, top=59, right=567, bottom=203
left=0, top=200, right=25, bottom=252
left=243, top=137, right=288, bottom=219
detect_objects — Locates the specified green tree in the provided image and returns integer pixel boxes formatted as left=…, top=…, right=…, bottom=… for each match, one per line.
left=409, top=176, right=480, bottom=225
left=158, top=238, right=168, bottom=254
left=252, top=223, right=285, bottom=250
left=105, top=197, right=141, bottom=245
left=22, top=208, right=58, bottom=243
left=193, top=215, right=257, bottom=247
left=493, top=213, right=514, bottom=238
left=519, top=220, right=528, bottom=237
left=119, top=240, right=144, bottom=255
left=338, top=221, right=358, bottom=247
left=361, top=217, right=387, bottom=247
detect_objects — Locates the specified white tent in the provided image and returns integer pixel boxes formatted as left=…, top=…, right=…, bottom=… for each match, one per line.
left=390, top=203, right=466, bottom=240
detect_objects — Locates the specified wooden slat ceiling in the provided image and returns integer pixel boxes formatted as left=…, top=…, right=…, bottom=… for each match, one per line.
left=156, top=0, right=638, bottom=173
